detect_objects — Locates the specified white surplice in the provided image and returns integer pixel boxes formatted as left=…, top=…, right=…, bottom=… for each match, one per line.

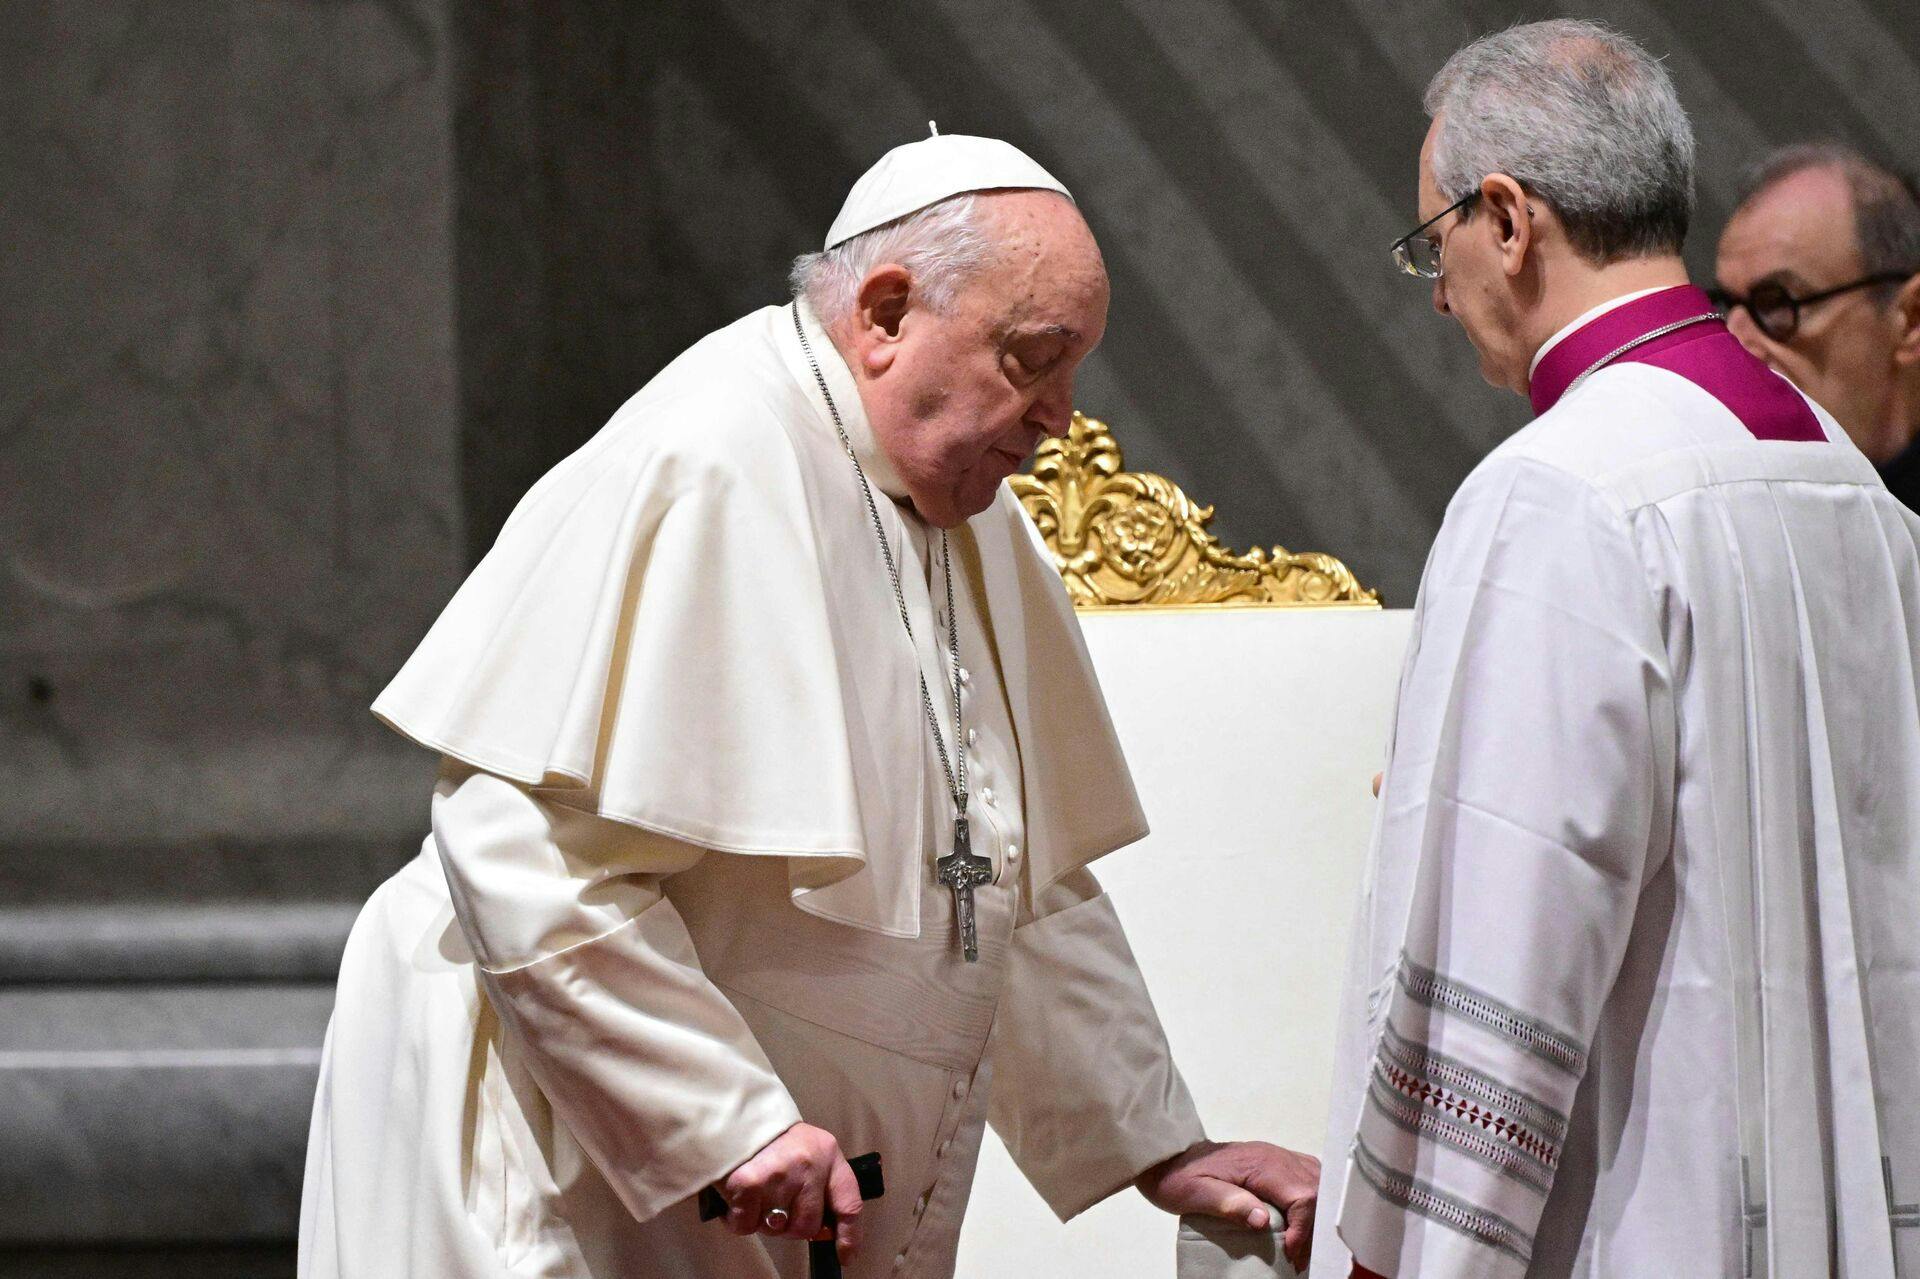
left=1314, top=293, right=1920, bottom=1278
left=298, top=301, right=1204, bottom=1278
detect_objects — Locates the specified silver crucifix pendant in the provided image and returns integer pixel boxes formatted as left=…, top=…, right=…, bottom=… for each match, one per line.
left=935, top=815, right=992, bottom=962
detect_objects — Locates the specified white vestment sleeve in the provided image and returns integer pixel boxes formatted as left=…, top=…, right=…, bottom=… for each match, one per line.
left=1335, top=457, right=1676, bottom=1278
left=986, top=868, right=1207, bottom=1220
left=430, top=762, right=804, bottom=1225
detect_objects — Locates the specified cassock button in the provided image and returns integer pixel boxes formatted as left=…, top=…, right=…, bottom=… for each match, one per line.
left=966, top=728, right=977, bottom=746
left=958, top=667, right=971, bottom=685
left=915, top=1192, right=929, bottom=1216
left=982, top=788, right=995, bottom=806
left=1007, top=844, right=1020, bottom=861
left=938, top=1139, right=951, bottom=1157
left=951, top=1079, right=965, bottom=1099
left=893, top=1252, right=908, bottom=1271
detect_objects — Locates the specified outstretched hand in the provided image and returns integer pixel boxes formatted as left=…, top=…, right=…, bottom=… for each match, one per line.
left=1136, top=1139, right=1319, bottom=1273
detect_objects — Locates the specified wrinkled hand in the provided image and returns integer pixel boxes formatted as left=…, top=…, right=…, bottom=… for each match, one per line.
left=1136, top=1139, right=1319, bottom=1273
left=720, top=1122, right=864, bottom=1263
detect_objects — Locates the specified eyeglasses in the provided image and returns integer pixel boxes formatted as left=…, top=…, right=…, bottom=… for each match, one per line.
left=1705, top=272, right=1911, bottom=342
left=1390, top=191, right=1480, bottom=279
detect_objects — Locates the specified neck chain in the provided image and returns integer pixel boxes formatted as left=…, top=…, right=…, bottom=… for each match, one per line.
left=1561, top=312, right=1721, bottom=399
left=790, top=304, right=968, bottom=824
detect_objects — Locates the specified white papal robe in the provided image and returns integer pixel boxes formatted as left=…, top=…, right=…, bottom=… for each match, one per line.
left=299, top=300, right=1205, bottom=1278
left=1314, top=286, right=1920, bottom=1278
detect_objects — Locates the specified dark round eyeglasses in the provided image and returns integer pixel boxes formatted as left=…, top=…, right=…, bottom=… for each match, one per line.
left=1705, top=272, right=1912, bottom=342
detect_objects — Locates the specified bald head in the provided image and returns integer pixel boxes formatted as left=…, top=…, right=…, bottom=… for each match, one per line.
left=1715, top=144, right=1920, bottom=462
left=1733, top=144, right=1920, bottom=289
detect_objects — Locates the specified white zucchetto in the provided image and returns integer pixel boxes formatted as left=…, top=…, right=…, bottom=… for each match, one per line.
left=823, top=132, right=1073, bottom=250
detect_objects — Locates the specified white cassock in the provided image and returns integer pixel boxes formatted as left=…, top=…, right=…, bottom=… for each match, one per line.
left=1313, top=285, right=1920, bottom=1279
left=298, top=299, right=1205, bottom=1278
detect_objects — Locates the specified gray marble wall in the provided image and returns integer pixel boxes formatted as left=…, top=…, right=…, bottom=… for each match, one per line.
left=2, top=1, right=458, bottom=1268
left=1, top=0, right=459, bottom=870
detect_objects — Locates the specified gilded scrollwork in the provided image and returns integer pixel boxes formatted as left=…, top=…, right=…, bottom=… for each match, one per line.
left=1011, top=413, right=1379, bottom=609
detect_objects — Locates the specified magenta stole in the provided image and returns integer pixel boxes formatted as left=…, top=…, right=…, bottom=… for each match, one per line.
left=1528, top=284, right=1826, bottom=442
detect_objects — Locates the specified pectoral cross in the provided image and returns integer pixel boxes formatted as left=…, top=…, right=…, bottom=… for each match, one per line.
left=935, top=816, right=992, bottom=962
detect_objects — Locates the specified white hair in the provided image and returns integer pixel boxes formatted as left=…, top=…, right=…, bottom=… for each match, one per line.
left=789, top=193, right=997, bottom=324
left=1425, top=19, right=1695, bottom=263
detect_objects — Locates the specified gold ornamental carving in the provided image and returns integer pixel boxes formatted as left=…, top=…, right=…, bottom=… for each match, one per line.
left=1011, top=413, right=1379, bottom=609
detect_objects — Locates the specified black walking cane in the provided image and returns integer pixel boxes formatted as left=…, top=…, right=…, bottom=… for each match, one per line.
left=700, top=1152, right=886, bottom=1279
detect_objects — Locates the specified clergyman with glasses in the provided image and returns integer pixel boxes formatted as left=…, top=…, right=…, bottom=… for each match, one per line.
left=1318, top=19, right=1920, bottom=1279
left=1714, top=143, right=1920, bottom=511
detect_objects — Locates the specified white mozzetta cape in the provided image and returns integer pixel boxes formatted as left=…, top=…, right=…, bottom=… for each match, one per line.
left=371, top=302, right=1147, bottom=939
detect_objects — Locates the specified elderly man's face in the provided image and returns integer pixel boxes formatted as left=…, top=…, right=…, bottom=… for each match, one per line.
left=865, top=192, right=1109, bottom=527
left=1417, top=117, right=1529, bottom=394
left=1716, top=166, right=1903, bottom=460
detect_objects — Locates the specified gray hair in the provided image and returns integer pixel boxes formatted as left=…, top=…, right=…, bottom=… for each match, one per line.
left=789, top=193, right=997, bottom=324
left=1424, top=19, right=1695, bottom=263
left=1736, top=142, right=1920, bottom=301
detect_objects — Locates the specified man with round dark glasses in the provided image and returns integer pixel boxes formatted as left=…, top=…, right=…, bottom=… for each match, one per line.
left=1715, top=143, right=1920, bottom=511
left=1706, top=271, right=1911, bottom=344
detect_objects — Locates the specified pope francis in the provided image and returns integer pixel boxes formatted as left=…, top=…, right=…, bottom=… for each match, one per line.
left=298, top=133, right=1319, bottom=1278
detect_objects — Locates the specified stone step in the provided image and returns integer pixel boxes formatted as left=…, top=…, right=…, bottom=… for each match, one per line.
left=0, top=903, right=361, bottom=984
left=0, top=984, right=334, bottom=1243
left=0, top=1244, right=294, bottom=1279
left=0, top=838, right=416, bottom=908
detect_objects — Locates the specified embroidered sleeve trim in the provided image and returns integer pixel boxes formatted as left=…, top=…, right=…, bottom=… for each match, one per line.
left=1377, top=1024, right=1570, bottom=1142
left=1397, top=955, right=1587, bottom=1075
left=1365, top=1071, right=1555, bottom=1197
left=1351, top=1136, right=1535, bottom=1266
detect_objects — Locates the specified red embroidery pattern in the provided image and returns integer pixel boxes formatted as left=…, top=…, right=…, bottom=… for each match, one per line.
left=1379, top=1061, right=1560, bottom=1169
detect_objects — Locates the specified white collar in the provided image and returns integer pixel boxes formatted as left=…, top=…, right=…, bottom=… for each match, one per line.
left=1528, top=286, right=1672, bottom=379
left=792, top=299, right=912, bottom=501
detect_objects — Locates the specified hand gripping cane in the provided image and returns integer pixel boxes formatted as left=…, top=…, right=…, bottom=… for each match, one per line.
left=700, top=1151, right=886, bottom=1279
